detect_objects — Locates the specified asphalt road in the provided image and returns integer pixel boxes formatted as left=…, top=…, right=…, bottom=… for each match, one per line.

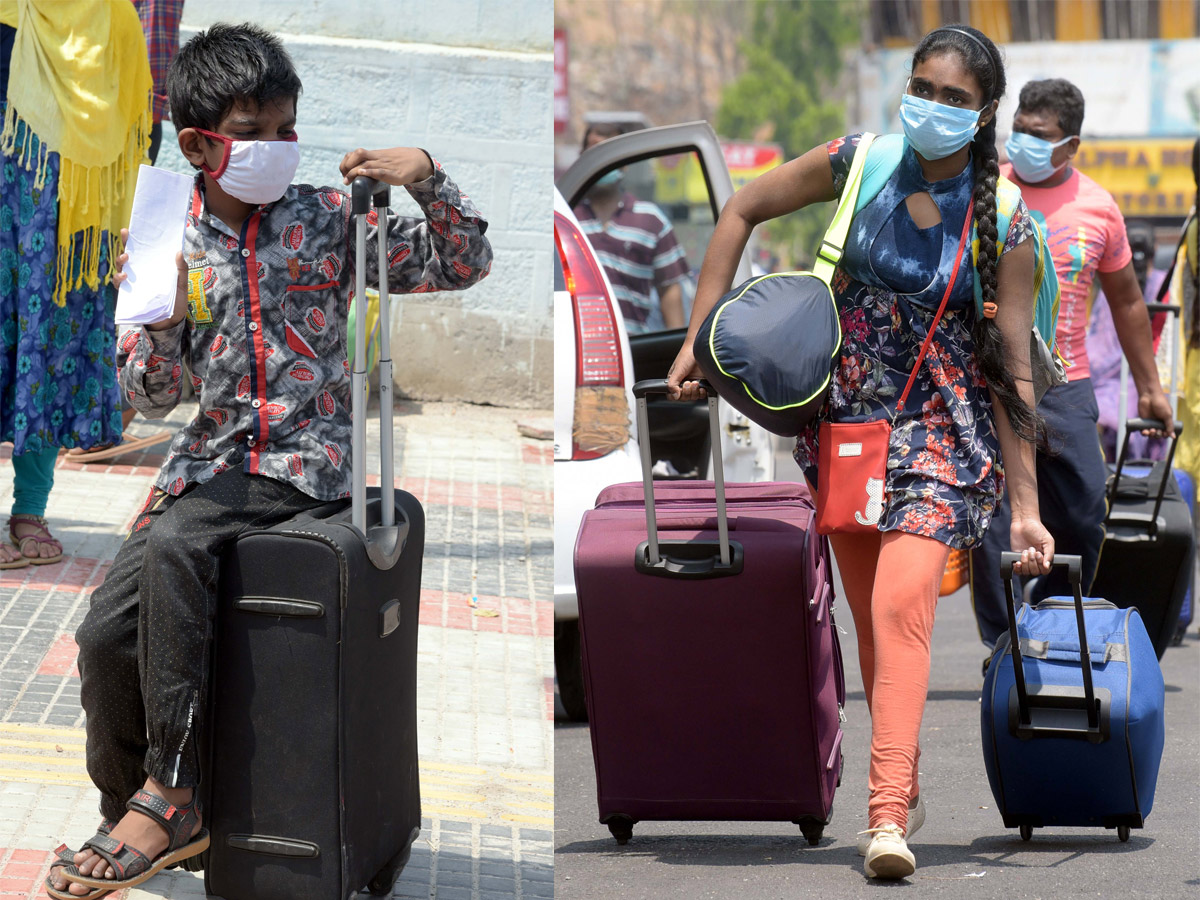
left=554, top=549, right=1200, bottom=898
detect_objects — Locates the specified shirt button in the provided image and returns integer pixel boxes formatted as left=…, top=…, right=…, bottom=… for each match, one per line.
left=248, top=321, right=259, bottom=332
left=251, top=399, right=262, bottom=408
left=241, top=248, right=250, bottom=257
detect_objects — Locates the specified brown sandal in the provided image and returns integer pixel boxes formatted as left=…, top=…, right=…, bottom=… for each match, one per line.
left=65, top=431, right=172, bottom=463
left=8, top=514, right=64, bottom=565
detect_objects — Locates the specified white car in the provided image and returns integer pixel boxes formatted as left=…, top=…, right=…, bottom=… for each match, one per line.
left=553, top=123, right=782, bottom=721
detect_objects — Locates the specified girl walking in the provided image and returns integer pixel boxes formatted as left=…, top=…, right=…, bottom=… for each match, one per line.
left=667, top=24, right=1054, bottom=879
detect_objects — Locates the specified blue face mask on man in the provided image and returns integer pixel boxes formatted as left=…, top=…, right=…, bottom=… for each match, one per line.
left=898, top=93, right=982, bottom=161
left=1004, top=131, right=1077, bottom=184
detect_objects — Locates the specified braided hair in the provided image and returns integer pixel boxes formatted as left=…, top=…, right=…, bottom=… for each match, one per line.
left=912, top=26, right=1046, bottom=445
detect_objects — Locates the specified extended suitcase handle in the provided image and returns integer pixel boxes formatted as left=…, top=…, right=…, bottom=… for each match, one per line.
left=1108, top=416, right=1184, bottom=540
left=351, top=176, right=408, bottom=569
left=632, top=378, right=743, bottom=578
left=999, top=552, right=1106, bottom=743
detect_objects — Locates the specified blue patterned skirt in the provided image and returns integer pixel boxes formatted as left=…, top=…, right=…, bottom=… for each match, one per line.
left=0, top=112, right=123, bottom=454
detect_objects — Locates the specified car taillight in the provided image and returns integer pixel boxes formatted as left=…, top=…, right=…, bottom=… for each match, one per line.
left=554, top=211, right=628, bottom=460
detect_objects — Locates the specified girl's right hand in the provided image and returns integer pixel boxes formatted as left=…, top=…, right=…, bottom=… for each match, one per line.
left=666, top=343, right=706, bottom=401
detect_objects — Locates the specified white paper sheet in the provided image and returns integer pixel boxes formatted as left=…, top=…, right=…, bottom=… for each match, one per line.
left=115, top=165, right=194, bottom=325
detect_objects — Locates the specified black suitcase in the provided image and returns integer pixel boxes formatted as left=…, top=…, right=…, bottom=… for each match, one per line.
left=199, top=177, right=424, bottom=900
left=1091, top=414, right=1194, bottom=659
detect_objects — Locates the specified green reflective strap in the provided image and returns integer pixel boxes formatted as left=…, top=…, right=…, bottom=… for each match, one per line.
left=812, top=132, right=877, bottom=285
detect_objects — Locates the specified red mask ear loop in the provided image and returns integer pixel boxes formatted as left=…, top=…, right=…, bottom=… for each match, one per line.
left=194, top=129, right=233, bottom=179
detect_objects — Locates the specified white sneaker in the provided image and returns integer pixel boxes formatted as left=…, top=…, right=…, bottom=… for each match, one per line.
left=856, top=794, right=924, bottom=856
left=862, top=823, right=916, bottom=879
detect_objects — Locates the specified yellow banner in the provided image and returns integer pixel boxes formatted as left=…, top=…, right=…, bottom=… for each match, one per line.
left=1072, top=138, right=1197, bottom=218
left=654, top=142, right=784, bottom=206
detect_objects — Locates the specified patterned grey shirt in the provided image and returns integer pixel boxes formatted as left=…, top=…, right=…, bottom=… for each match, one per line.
left=117, top=159, right=491, bottom=500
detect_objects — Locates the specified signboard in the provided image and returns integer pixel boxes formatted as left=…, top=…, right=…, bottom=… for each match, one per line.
left=853, top=38, right=1200, bottom=139
left=1073, top=138, right=1198, bottom=218
left=654, top=141, right=785, bottom=205
left=554, top=29, right=569, bottom=135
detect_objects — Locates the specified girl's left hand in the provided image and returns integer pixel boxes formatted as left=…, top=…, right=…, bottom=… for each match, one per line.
left=340, top=147, right=434, bottom=186
left=1010, top=515, right=1054, bottom=575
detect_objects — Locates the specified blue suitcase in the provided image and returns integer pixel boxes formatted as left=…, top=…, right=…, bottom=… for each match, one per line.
left=982, top=553, right=1165, bottom=841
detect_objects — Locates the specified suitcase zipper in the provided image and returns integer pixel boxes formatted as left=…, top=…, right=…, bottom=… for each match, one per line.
left=1035, top=599, right=1118, bottom=610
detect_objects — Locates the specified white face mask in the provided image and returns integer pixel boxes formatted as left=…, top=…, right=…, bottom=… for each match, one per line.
left=196, top=129, right=300, bottom=204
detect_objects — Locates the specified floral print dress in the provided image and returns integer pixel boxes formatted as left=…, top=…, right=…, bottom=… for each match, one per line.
left=794, top=134, right=1035, bottom=549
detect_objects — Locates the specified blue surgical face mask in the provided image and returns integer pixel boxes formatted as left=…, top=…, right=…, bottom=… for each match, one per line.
left=898, top=93, right=982, bottom=161
left=594, top=169, right=622, bottom=188
left=1005, top=131, right=1076, bottom=184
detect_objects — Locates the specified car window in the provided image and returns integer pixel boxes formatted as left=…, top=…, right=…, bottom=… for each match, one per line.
left=570, top=149, right=717, bottom=338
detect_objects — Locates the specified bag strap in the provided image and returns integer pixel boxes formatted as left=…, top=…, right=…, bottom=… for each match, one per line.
left=895, top=210, right=975, bottom=416
left=812, top=133, right=877, bottom=285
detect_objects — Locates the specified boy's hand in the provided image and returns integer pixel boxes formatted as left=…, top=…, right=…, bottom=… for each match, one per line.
left=112, top=227, right=190, bottom=332
left=340, top=147, right=434, bottom=187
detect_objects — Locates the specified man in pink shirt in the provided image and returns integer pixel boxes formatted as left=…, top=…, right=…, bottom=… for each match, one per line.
left=970, top=78, right=1172, bottom=650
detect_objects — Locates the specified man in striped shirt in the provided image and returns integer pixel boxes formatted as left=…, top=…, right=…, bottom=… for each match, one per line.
left=574, top=124, right=691, bottom=334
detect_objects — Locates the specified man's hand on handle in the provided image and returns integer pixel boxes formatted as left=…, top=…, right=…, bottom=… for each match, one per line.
left=1137, top=389, right=1175, bottom=439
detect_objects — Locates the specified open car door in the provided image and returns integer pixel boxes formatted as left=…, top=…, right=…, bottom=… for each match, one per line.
left=558, top=122, right=778, bottom=483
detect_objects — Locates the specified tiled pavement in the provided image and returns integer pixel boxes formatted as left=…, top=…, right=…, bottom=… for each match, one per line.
left=0, top=398, right=553, bottom=899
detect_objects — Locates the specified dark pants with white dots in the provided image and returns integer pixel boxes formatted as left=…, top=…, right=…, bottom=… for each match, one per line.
left=969, top=378, right=1110, bottom=649
left=75, top=468, right=324, bottom=820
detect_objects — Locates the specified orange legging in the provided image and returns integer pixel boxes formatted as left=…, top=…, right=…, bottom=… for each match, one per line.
left=829, top=528, right=950, bottom=831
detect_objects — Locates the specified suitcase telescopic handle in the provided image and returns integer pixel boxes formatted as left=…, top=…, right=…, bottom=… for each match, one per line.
left=999, top=552, right=1104, bottom=742
left=350, top=176, right=407, bottom=569
left=1109, top=416, right=1185, bottom=539
left=631, top=378, right=742, bottom=578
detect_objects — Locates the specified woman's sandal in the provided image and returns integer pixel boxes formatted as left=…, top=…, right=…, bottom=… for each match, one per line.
left=0, top=541, right=29, bottom=570
left=64, top=430, right=172, bottom=463
left=43, top=817, right=119, bottom=900
left=7, top=514, right=64, bottom=565
left=59, top=790, right=209, bottom=891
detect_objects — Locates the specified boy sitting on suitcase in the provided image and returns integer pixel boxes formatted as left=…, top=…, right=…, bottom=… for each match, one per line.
left=48, top=22, right=491, bottom=898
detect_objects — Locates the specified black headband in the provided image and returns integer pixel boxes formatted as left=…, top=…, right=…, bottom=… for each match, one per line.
left=933, top=27, right=998, bottom=102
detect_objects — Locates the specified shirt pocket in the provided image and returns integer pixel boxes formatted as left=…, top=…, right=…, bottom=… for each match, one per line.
left=282, top=280, right=342, bottom=360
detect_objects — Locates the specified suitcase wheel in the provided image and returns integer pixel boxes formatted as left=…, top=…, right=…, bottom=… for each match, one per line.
left=1118, top=825, right=1130, bottom=842
left=795, top=817, right=825, bottom=846
left=1019, top=824, right=1033, bottom=841
left=606, top=816, right=636, bottom=845
left=366, top=842, right=414, bottom=895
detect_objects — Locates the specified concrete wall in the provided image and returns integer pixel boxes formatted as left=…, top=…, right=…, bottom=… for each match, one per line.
left=154, top=0, right=554, bottom=407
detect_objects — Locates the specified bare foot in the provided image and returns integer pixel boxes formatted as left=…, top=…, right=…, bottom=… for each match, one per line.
left=68, top=778, right=201, bottom=893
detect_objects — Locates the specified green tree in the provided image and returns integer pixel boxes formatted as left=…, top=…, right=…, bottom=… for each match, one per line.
left=716, top=0, right=862, bottom=266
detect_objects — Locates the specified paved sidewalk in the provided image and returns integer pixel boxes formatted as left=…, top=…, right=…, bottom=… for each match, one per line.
left=0, top=399, right=553, bottom=900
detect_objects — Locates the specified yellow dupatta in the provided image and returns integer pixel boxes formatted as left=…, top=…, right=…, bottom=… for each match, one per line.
left=0, top=0, right=151, bottom=304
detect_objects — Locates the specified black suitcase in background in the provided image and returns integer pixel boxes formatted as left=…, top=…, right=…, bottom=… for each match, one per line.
left=200, top=177, right=423, bottom=900
left=1091, top=415, right=1194, bottom=659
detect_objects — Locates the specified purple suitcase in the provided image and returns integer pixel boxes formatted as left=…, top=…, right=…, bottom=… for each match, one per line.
left=573, top=379, right=845, bottom=845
